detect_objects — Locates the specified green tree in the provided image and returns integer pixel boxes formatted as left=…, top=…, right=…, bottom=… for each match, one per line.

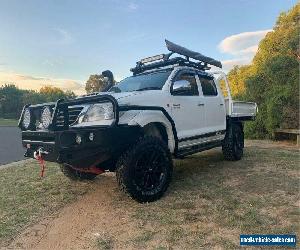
left=85, top=74, right=107, bottom=94
left=39, top=86, right=65, bottom=102
left=0, top=84, right=76, bottom=119
left=228, top=3, right=299, bottom=138
left=39, top=86, right=75, bottom=102
left=64, top=90, right=76, bottom=99
left=227, top=65, right=254, bottom=98
left=0, top=84, right=23, bottom=118
left=22, top=90, right=44, bottom=106
left=252, top=4, right=299, bottom=71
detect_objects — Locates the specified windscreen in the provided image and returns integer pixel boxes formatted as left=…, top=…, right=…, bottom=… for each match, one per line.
left=109, top=70, right=171, bottom=93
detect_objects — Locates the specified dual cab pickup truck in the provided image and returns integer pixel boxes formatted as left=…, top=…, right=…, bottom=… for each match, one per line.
left=18, top=40, right=257, bottom=202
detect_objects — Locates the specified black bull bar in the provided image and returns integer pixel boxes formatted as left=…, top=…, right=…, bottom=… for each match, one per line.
left=18, top=94, right=179, bottom=167
left=18, top=95, right=144, bottom=168
left=18, top=94, right=120, bottom=131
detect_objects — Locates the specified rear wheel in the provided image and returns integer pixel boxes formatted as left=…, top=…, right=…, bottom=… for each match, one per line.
left=116, top=136, right=173, bottom=203
left=222, top=123, right=244, bottom=161
left=60, top=164, right=98, bottom=180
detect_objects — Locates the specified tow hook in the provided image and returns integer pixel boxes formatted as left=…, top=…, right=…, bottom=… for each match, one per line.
left=34, top=148, right=49, bottom=177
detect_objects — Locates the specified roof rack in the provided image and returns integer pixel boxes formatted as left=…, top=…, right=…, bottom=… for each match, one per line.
left=130, top=39, right=222, bottom=75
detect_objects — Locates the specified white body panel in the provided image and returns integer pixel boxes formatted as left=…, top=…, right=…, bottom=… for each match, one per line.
left=169, top=95, right=205, bottom=139
left=202, top=96, right=226, bottom=132
left=117, top=91, right=176, bottom=153
left=72, top=67, right=257, bottom=154
left=163, top=68, right=207, bottom=139
left=212, top=71, right=258, bottom=118
left=224, top=99, right=257, bottom=117
left=197, top=73, right=226, bottom=134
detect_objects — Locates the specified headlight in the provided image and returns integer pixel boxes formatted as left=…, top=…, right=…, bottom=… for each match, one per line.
left=81, top=102, right=114, bottom=123
left=41, top=106, right=52, bottom=128
left=22, top=108, right=31, bottom=129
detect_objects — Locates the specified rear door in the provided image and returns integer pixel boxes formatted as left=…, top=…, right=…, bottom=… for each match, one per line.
left=198, top=74, right=226, bottom=133
left=170, top=70, right=206, bottom=140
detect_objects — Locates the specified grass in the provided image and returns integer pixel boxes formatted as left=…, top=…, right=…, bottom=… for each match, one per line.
left=107, top=144, right=300, bottom=249
left=0, top=141, right=299, bottom=249
left=0, top=118, right=18, bottom=126
left=132, top=230, right=156, bottom=247
left=0, top=160, right=93, bottom=247
left=95, top=234, right=113, bottom=250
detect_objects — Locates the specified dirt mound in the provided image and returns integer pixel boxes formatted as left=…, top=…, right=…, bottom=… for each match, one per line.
left=8, top=173, right=139, bottom=250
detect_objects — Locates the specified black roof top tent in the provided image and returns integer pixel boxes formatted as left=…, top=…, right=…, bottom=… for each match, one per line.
left=165, top=40, right=222, bottom=68
left=131, top=39, right=222, bottom=75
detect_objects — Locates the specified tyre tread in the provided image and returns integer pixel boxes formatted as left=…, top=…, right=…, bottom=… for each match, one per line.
left=116, top=136, right=173, bottom=202
left=222, top=123, right=244, bottom=161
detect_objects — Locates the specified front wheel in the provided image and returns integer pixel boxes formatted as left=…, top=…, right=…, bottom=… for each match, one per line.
left=222, top=123, right=244, bottom=161
left=116, top=136, right=173, bottom=203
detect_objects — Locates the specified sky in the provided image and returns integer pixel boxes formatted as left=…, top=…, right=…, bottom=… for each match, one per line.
left=0, top=0, right=297, bottom=95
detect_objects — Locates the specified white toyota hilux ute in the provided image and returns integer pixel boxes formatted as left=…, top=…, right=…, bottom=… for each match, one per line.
left=19, top=40, right=257, bottom=202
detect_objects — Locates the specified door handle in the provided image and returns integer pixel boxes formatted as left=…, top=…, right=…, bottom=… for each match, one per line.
left=198, top=103, right=204, bottom=106
left=220, top=103, right=224, bottom=106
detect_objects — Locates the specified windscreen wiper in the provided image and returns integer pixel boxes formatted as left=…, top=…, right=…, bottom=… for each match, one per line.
left=136, top=87, right=161, bottom=91
left=109, top=86, right=121, bottom=93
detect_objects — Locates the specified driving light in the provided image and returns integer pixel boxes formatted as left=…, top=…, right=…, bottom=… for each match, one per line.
left=140, top=54, right=164, bottom=64
left=41, top=106, right=52, bottom=129
left=22, top=108, right=31, bottom=129
left=82, top=102, right=114, bottom=123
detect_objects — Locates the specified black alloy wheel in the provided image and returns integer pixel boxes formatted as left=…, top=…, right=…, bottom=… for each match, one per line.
left=116, top=136, right=173, bottom=202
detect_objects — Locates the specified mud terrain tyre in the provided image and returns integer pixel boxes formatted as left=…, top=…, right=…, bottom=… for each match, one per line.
left=60, top=164, right=98, bottom=180
left=222, top=123, right=244, bottom=161
left=116, top=136, right=173, bottom=203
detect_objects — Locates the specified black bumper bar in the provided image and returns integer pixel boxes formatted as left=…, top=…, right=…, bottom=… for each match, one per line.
left=19, top=95, right=180, bottom=166
left=22, top=126, right=142, bottom=169
left=19, top=95, right=142, bottom=168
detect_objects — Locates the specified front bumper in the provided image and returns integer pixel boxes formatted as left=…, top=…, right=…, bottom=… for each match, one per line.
left=22, top=125, right=142, bottom=169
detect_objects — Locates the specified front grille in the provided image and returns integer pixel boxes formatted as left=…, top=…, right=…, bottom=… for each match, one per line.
left=56, top=106, right=84, bottom=127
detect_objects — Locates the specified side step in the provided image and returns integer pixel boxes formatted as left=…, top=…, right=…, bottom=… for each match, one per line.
left=176, top=140, right=223, bottom=158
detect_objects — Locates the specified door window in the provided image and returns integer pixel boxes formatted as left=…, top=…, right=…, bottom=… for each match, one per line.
left=199, top=76, right=218, bottom=96
left=172, top=72, right=199, bottom=96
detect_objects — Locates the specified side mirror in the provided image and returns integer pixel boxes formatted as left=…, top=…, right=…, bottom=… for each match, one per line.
left=172, top=80, right=192, bottom=94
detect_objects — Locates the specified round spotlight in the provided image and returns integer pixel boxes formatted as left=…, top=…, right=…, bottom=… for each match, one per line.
left=41, top=106, right=52, bottom=129
left=22, top=108, right=31, bottom=129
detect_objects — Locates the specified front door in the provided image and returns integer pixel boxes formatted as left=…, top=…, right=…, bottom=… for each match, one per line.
left=169, top=70, right=206, bottom=145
